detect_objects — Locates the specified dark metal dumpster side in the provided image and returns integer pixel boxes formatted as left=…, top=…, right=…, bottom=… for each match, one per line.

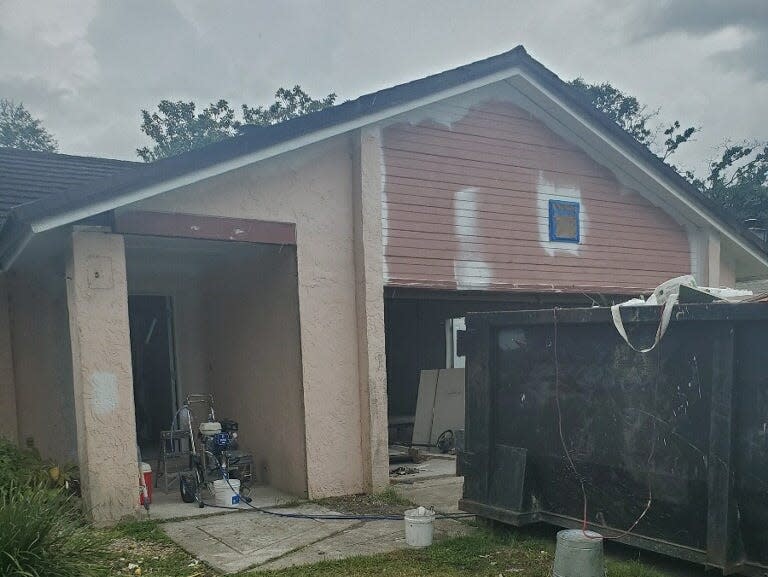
left=458, top=303, right=768, bottom=575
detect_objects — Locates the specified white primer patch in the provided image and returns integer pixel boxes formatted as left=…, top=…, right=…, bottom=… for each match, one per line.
left=536, top=171, right=586, bottom=257
left=90, top=372, right=118, bottom=416
left=453, top=187, right=492, bottom=289
left=387, top=83, right=517, bottom=130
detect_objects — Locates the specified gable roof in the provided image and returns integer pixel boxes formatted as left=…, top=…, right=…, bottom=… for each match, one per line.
left=0, top=148, right=139, bottom=226
left=1, top=45, right=766, bottom=273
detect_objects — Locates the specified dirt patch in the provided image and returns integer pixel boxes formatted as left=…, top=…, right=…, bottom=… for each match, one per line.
left=316, top=487, right=414, bottom=516
left=105, top=526, right=218, bottom=577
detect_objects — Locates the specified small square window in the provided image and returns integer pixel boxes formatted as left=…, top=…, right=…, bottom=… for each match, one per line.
left=549, top=200, right=580, bottom=243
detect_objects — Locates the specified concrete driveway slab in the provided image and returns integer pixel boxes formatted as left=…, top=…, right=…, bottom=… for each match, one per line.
left=163, top=504, right=356, bottom=573
left=260, top=517, right=472, bottom=570
left=163, top=501, right=474, bottom=574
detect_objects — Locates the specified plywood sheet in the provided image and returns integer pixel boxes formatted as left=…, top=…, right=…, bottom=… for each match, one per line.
left=411, top=368, right=465, bottom=446
left=411, top=369, right=439, bottom=446
left=430, top=368, right=465, bottom=445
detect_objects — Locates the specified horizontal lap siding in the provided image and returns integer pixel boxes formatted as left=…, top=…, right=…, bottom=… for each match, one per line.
left=381, top=100, right=691, bottom=294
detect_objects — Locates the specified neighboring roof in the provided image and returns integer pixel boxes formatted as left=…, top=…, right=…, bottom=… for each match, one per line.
left=1, top=45, right=767, bottom=270
left=0, top=148, right=139, bottom=226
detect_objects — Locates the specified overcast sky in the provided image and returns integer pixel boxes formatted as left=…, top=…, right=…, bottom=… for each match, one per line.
left=1, top=0, right=765, bottom=175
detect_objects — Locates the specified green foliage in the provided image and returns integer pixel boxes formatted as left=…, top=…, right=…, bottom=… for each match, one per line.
left=0, top=484, right=107, bottom=577
left=568, top=78, right=696, bottom=161
left=0, top=438, right=77, bottom=490
left=137, top=86, right=336, bottom=161
left=0, top=99, right=58, bottom=152
left=569, top=78, right=655, bottom=146
left=242, top=85, right=336, bottom=126
left=108, top=519, right=167, bottom=542
left=696, top=143, right=768, bottom=224
left=0, top=439, right=103, bottom=577
left=136, top=99, right=242, bottom=162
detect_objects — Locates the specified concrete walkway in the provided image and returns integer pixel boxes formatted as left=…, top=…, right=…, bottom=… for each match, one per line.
left=162, top=502, right=471, bottom=574
left=161, top=459, right=470, bottom=574
left=148, top=485, right=296, bottom=521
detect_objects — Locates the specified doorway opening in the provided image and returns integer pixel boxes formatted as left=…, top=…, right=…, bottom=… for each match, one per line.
left=128, top=295, right=178, bottom=459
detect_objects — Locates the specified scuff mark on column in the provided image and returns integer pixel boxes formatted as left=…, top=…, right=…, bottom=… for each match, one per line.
left=453, top=187, right=492, bottom=290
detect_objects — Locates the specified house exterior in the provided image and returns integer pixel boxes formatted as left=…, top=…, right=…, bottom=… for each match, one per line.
left=0, top=46, right=766, bottom=525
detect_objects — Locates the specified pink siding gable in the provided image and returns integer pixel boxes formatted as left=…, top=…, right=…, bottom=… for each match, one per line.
left=381, top=101, right=691, bottom=294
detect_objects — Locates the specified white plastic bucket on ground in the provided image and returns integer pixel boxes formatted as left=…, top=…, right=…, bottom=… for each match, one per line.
left=212, top=478, right=241, bottom=507
left=404, top=506, right=435, bottom=547
left=552, top=529, right=604, bottom=577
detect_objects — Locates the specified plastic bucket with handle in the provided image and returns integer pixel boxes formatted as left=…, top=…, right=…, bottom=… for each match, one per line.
left=213, top=478, right=241, bottom=507
left=404, top=506, right=435, bottom=547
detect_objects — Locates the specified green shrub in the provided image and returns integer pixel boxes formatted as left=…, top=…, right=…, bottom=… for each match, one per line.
left=0, top=440, right=105, bottom=577
left=0, top=437, right=78, bottom=491
left=0, top=484, right=107, bottom=577
left=0, top=439, right=50, bottom=488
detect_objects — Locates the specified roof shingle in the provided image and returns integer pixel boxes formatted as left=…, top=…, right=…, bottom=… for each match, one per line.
left=0, top=148, right=139, bottom=225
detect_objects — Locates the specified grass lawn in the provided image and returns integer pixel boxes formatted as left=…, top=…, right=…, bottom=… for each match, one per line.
left=103, top=518, right=674, bottom=577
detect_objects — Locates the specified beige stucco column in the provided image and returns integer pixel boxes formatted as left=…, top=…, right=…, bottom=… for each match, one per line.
left=66, top=229, right=140, bottom=525
left=353, top=127, right=390, bottom=492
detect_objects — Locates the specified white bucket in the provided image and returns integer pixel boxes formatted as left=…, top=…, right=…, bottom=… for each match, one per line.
left=404, top=506, right=435, bottom=548
left=553, top=529, right=604, bottom=577
left=212, top=478, right=241, bottom=507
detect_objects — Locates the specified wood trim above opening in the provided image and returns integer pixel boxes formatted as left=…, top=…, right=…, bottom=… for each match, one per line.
left=113, top=210, right=296, bottom=246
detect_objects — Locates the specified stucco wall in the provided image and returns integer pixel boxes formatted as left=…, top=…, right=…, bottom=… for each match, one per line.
left=353, top=127, right=390, bottom=491
left=66, top=230, right=139, bottom=524
left=0, top=276, right=17, bottom=442
left=9, top=231, right=77, bottom=462
left=203, top=247, right=307, bottom=496
left=126, top=135, right=368, bottom=496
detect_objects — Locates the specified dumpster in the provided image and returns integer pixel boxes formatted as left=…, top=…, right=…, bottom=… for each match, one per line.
left=458, top=303, right=768, bottom=575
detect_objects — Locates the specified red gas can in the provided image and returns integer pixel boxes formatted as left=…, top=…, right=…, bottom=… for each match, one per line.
left=139, top=462, right=152, bottom=506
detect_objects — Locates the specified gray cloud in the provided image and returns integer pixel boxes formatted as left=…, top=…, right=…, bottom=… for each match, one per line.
left=633, top=0, right=768, bottom=82
left=0, top=0, right=765, bottom=176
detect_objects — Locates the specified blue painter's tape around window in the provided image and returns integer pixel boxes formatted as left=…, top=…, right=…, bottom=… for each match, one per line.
left=548, top=199, right=580, bottom=243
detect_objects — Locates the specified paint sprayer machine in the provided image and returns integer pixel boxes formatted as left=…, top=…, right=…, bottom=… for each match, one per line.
left=177, top=394, right=250, bottom=507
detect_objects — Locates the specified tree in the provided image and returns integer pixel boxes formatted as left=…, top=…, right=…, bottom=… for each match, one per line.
left=241, top=86, right=336, bottom=125
left=569, top=78, right=767, bottom=226
left=137, top=86, right=336, bottom=162
left=0, top=99, right=58, bottom=152
left=693, top=143, right=768, bottom=225
left=137, top=99, right=241, bottom=162
left=569, top=78, right=696, bottom=162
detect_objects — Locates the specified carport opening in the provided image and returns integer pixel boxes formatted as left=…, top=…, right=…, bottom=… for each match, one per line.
left=384, top=290, right=606, bottom=451
left=125, top=234, right=308, bottom=508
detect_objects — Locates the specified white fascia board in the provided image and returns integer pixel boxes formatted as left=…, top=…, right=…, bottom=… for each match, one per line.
left=29, top=66, right=525, bottom=234
left=511, top=72, right=768, bottom=270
